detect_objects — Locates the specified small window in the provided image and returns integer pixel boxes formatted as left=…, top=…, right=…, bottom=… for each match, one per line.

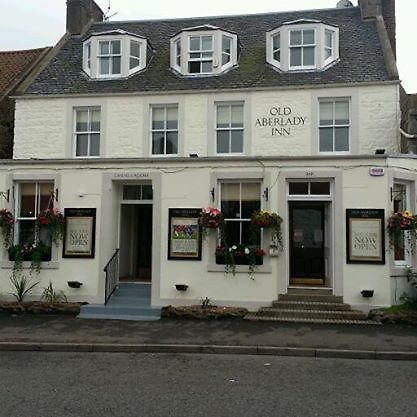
left=188, top=35, right=213, bottom=74
left=289, top=181, right=331, bottom=196
left=151, top=105, right=179, bottom=156
left=216, top=103, right=244, bottom=154
left=319, top=99, right=350, bottom=153
left=129, top=40, right=141, bottom=70
left=98, top=40, right=121, bottom=76
left=13, top=182, right=54, bottom=261
left=324, top=29, right=334, bottom=61
left=289, top=29, right=315, bottom=68
left=84, top=42, right=91, bottom=72
left=74, top=108, right=101, bottom=157
left=273, top=33, right=281, bottom=63
left=175, top=39, right=181, bottom=67
left=220, top=181, right=261, bottom=248
left=122, top=185, right=153, bottom=200
left=222, top=36, right=232, bottom=66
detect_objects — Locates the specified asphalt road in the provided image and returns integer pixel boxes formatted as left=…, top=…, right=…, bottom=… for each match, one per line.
left=0, top=352, right=416, bottom=417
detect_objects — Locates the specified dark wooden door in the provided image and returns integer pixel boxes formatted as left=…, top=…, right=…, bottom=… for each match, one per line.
left=289, top=203, right=325, bottom=282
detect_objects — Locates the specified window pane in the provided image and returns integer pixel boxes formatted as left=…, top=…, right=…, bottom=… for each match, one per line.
left=188, top=61, right=201, bottom=73
left=39, top=227, right=52, bottom=251
left=99, top=41, right=109, bottom=55
left=201, top=36, right=212, bottom=50
left=76, top=110, right=88, bottom=132
left=217, top=106, right=230, bottom=128
left=202, top=52, right=213, bottom=59
left=19, top=183, right=36, bottom=217
left=325, top=48, right=332, bottom=60
left=231, top=105, right=243, bottom=127
left=393, top=183, right=407, bottom=212
left=273, top=50, right=281, bottom=62
left=334, top=127, right=349, bottom=152
left=242, top=222, right=261, bottom=246
left=190, top=37, right=200, bottom=51
left=39, top=183, right=54, bottom=211
left=99, top=57, right=110, bottom=75
left=152, top=108, right=165, bottom=130
left=90, top=134, right=100, bottom=156
left=310, top=182, right=331, bottom=195
left=290, top=47, right=302, bottom=67
left=152, top=132, right=165, bottom=154
left=130, top=41, right=140, bottom=58
left=142, top=185, right=153, bottom=200
left=166, top=132, right=178, bottom=154
left=222, top=36, right=231, bottom=54
left=273, top=34, right=280, bottom=50
left=290, top=31, right=302, bottom=45
left=303, top=47, right=315, bottom=66
left=130, top=57, right=140, bottom=69
left=76, top=134, right=89, bottom=156
left=217, top=131, right=230, bottom=154
left=221, top=183, right=240, bottom=218
left=90, top=109, right=101, bottom=131
left=241, top=182, right=260, bottom=201
left=319, top=128, right=333, bottom=152
left=18, top=220, right=36, bottom=245
left=289, top=182, right=309, bottom=195
left=112, top=56, right=121, bottom=74
left=241, top=197, right=261, bottom=219
left=335, top=101, right=349, bottom=125
left=111, top=40, right=121, bottom=55
left=123, top=185, right=142, bottom=200
left=231, top=130, right=243, bottom=153
left=325, top=30, right=333, bottom=48
left=320, top=102, right=333, bottom=125
left=223, top=221, right=240, bottom=247
left=222, top=53, right=230, bottom=66
left=303, top=30, right=315, bottom=44
left=201, top=61, right=213, bottom=73
left=166, top=107, right=178, bottom=129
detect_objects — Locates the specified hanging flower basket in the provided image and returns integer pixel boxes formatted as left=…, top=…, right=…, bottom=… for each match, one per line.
left=37, top=208, right=65, bottom=245
left=215, top=245, right=265, bottom=278
left=251, top=210, right=283, bottom=249
left=198, top=207, right=225, bottom=238
left=387, top=211, right=417, bottom=253
left=0, top=209, right=14, bottom=248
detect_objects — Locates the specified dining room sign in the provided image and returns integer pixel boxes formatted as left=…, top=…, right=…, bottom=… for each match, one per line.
left=63, top=208, right=96, bottom=258
left=346, top=209, right=385, bottom=264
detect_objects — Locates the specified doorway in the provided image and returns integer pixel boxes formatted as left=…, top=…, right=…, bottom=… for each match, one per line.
left=289, top=202, right=326, bottom=286
left=119, top=204, right=153, bottom=282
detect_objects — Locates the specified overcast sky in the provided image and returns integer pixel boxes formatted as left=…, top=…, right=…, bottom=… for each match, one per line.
left=0, top=0, right=415, bottom=92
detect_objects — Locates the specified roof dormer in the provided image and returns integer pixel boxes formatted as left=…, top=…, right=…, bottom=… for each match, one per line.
left=170, top=25, right=238, bottom=77
left=266, top=20, right=339, bottom=72
left=83, top=30, right=149, bottom=79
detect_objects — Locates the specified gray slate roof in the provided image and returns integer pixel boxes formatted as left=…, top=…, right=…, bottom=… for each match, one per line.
left=24, top=6, right=392, bottom=96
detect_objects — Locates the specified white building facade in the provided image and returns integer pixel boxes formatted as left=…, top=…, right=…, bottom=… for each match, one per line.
left=0, top=0, right=415, bottom=312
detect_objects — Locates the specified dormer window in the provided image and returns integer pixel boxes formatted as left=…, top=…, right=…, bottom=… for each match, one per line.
left=83, top=30, right=148, bottom=80
left=171, top=25, right=238, bottom=76
left=266, top=20, right=339, bottom=72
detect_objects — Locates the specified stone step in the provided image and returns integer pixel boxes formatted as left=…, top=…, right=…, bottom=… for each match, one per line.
left=279, top=293, right=344, bottom=304
left=272, top=300, right=351, bottom=311
left=287, top=288, right=333, bottom=296
left=244, top=314, right=381, bottom=325
left=80, top=304, right=160, bottom=317
left=107, top=296, right=151, bottom=306
left=256, top=308, right=368, bottom=320
left=78, top=313, right=160, bottom=321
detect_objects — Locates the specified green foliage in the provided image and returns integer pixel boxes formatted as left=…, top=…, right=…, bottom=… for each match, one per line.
left=9, top=274, right=39, bottom=302
left=41, top=281, right=67, bottom=303
left=201, top=297, right=212, bottom=309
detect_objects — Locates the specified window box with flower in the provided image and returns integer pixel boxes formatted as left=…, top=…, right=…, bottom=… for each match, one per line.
left=251, top=210, right=283, bottom=249
left=215, top=245, right=265, bottom=277
left=198, top=207, right=225, bottom=238
left=387, top=211, right=417, bottom=254
left=0, top=208, right=14, bottom=248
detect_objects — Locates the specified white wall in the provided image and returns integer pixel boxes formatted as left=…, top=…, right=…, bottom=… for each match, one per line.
left=13, top=83, right=400, bottom=160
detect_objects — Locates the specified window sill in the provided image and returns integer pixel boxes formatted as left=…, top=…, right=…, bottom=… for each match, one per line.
left=0, top=261, right=59, bottom=270
left=207, top=264, right=272, bottom=274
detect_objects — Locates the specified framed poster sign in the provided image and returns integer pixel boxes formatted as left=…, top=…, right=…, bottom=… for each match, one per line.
left=63, top=208, right=96, bottom=258
left=346, top=209, right=385, bottom=264
left=168, top=208, right=202, bottom=260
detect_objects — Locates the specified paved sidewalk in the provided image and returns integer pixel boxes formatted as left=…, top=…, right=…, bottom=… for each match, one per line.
left=0, top=315, right=416, bottom=359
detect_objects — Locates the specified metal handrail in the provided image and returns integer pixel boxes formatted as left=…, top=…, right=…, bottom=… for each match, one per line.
left=104, top=248, right=120, bottom=305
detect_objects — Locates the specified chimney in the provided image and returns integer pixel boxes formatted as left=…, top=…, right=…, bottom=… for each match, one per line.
left=66, top=0, right=104, bottom=35
left=359, top=0, right=396, bottom=57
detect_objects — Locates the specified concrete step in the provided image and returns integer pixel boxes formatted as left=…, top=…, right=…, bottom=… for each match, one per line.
left=257, top=308, right=368, bottom=320
left=279, top=293, right=344, bottom=304
left=287, top=288, right=333, bottom=295
left=107, top=296, right=151, bottom=306
left=272, top=300, right=351, bottom=311
left=244, top=314, right=381, bottom=325
left=78, top=313, right=160, bottom=321
left=80, top=304, right=160, bottom=317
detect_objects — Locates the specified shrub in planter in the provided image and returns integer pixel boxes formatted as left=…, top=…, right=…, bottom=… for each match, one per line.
left=37, top=208, right=65, bottom=245
left=0, top=209, right=14, bottom=248
left=216, top=245, right=265, bottom=277
left=387, top=211, right=417, bottom=253
left=8, top=243, right=52, bottom=274
left=198, top=207, right=225, bottom=238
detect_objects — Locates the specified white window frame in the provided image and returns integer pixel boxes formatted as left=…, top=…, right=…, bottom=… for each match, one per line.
left=287, top=180, right=333, bottom=201
left=266, top=23, right=339, bottom=72
left=289, top=28, right=316, bottom=70
left=318, top=98, right=351, bottom=155
left=218, top=180, right=263, bottom=248
left=215, top=102, right=245, bottom=156
left=129, top=39, right=141, bottom=74
left=84, top=42, right=91, bottom=75
left=393, top=181, right=411, bottom=267
left=73, top=107, right=101, bottom=158
left=272, top=33, right=281, bottom=66
left=150, top=105, right=179, bottom=157
left=98, top=39, right=122, bottom=78
left=324, top=29, right=336, bottom=66
left=82, top=34, right=147, bottom=79
left=170, top=29, right=238, bottom=76
left=188, top=34, right=214, bottom=75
